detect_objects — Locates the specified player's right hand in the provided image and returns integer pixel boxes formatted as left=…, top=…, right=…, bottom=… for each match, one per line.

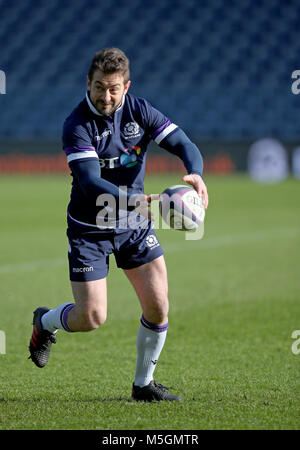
left=182, top=173, right=209, bottom=209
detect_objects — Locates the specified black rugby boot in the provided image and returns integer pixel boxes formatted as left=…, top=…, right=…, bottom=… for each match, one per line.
left=132, top=380, right=182, bottom=402
left=28, top=307, right=56, bottom=368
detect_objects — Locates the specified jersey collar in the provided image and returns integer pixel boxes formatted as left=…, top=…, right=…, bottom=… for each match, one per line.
left=85, top=92, right=125, bottom=117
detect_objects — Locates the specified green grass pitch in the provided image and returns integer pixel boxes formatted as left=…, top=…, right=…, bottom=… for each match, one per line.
left=0, top=173, right=299, bottom=430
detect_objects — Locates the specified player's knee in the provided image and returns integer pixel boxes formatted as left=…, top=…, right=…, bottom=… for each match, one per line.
left=94, top=309, right=107, bottom=327
left=146, top=297, right=169, bottom=324
left=81, top=308, right=107, bottom=330
left=156, top=306, right=169, bottom=324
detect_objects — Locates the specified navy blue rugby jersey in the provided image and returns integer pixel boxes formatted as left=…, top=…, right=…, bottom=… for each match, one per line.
left=63, top=92, right=178, bottom=229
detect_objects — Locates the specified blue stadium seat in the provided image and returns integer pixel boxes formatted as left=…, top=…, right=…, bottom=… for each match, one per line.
left=0, top=0, right=298, bottom=139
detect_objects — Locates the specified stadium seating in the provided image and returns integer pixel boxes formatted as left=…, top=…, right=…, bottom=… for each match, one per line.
left=0, top=0, right=299, bottom=140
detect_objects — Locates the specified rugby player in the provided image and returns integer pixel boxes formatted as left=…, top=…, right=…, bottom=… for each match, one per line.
left=28, top=48, right=208, bottom=402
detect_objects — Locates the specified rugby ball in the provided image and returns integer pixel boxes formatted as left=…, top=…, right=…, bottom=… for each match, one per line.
left=159, top=185, right=205, bottom=230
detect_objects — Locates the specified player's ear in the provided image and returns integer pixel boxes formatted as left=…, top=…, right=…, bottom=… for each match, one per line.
left=124, top=80, right=131, bottom=94
left=87, top=76, right=91, bottom=91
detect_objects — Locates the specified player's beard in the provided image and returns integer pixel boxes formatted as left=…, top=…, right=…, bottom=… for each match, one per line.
left=95, top=99, right=122, bottom=116
left=96, top=101, right=114, bottom=115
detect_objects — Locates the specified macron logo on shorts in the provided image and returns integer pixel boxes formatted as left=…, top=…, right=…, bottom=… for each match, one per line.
left=72, top=267, right=94, bottom=273
left=145, top=235, right=160, bottom=250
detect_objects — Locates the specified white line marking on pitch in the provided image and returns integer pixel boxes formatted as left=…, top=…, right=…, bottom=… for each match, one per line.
left=0, top=257, right=65, bottom=274
left=164, top=227, right=300, bottom=252
left=0, top=227, right=298, bottom=274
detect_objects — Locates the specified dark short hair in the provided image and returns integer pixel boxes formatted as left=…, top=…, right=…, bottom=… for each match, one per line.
left=88, top=48, right=130, bottom=83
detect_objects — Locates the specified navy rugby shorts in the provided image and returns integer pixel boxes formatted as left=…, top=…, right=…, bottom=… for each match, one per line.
left=67, top=221, right=164, bottom=282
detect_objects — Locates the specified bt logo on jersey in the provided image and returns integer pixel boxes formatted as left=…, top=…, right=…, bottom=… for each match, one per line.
left=99, top=157, right=119, bottom=168
left=120, top=146, right=141, bottom=168
left=99, top=146, right=142, bottom=168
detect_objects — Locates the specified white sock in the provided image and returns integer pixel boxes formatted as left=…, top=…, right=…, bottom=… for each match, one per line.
left=134, top=315, right=168, bottom=388
left=41, top=302, right=75, bottom=333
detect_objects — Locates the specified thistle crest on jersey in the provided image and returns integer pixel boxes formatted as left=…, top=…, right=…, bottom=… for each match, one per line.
left=123, top=122, right=140, bottom=139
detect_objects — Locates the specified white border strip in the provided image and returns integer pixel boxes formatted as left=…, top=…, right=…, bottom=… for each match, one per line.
left=154, top=123, right=178, bottom=145
left=86, top=92, right=102, bottom=116
left=67, top=150, right=98, bottom=163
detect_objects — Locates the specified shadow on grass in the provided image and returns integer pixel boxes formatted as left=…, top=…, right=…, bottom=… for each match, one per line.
left=0, top=396, right=138, bottom=404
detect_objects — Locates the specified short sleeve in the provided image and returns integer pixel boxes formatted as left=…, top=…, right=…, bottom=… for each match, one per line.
left=139, top=98, right=178, bottom=144
left=62, top=119, right=98, bottom=164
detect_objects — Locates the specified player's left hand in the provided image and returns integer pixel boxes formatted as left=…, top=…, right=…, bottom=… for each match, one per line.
left=143, top=194, right=160, bottom=221
left=131, top=193, right=160, bottom=221
left=182, top=173, right=209, bottom=209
